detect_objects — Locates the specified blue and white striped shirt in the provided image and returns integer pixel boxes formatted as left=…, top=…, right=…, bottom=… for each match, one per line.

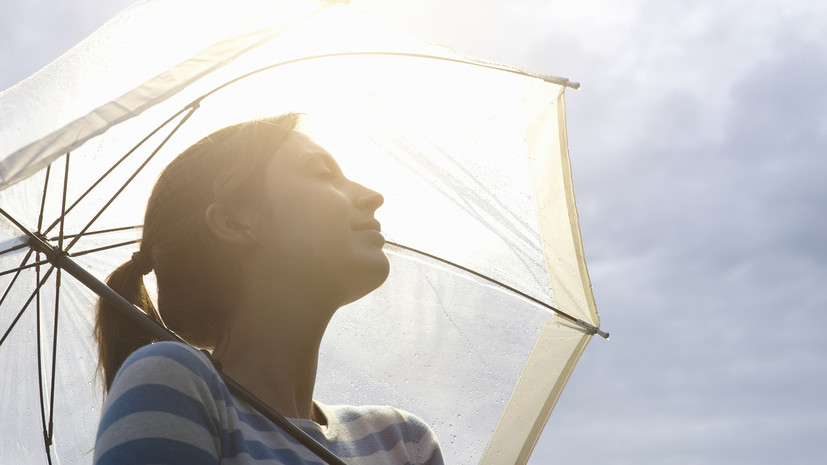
left=94, top=342, right=444, bottom=465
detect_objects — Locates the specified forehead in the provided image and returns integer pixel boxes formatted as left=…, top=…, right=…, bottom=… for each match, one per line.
left=272, top=131, right=330, bottom=164
left=262, top=131, right=340, bottom=186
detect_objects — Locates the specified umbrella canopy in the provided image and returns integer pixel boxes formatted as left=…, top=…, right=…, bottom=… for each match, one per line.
left=0, top=1, right=603, bottom=464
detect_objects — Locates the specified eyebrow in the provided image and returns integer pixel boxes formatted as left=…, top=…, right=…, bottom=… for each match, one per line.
left=298, top=151, right=341, bottom=172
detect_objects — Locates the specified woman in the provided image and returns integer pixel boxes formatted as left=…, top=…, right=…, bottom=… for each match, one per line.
left=93, top=114, right=444, bottom=465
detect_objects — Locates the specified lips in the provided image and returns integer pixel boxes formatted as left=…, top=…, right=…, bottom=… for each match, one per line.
left=353, top=219, right=381, bottom=232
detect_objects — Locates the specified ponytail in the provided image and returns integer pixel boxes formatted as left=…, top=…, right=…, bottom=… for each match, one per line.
left=94, top=250, right=163, bottom=392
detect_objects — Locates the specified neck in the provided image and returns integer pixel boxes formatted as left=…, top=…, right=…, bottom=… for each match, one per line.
left=213, top=274, right=335, bottom=423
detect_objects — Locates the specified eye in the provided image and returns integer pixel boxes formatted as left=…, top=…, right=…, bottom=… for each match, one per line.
left=303, top=160, right=332, bottom=179
left=301, top=153, right=341, bottom=181
left=314, top=169, right=334, bottom=180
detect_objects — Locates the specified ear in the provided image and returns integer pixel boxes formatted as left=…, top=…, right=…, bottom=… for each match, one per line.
left=204, top=202, right=256, bottom=248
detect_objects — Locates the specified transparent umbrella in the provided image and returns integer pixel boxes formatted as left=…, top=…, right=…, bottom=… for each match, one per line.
left=0, top=1, right=605, bottom=464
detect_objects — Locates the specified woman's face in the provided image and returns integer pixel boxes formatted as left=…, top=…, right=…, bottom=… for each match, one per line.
left=251, top=131, right=389, bottom=307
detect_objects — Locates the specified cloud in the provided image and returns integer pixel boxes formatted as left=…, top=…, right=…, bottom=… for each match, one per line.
left=0, top=0, right=136, bottom=89
left=531, top=2, right=827, bottom=464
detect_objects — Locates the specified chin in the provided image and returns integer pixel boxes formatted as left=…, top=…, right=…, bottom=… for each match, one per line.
left=339, top=253, right=390, bottom=306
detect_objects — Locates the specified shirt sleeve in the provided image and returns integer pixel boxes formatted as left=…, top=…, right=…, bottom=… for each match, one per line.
left=404, top=411, right=445, bottom=465
left=93, top=342, right=224, bottom=465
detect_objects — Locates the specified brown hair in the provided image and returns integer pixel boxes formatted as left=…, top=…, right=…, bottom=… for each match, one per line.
left=95, top=113, right=301, bottom=391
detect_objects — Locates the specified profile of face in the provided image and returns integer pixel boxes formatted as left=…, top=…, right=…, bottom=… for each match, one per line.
left=215, top=131, right=390, bottom=311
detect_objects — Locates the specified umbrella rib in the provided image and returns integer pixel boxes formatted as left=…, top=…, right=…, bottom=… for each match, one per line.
left=34, top=260, right=56, bottom=465
left=0, top=226, right=142, bottom=260
left=1, top=258, right=53, bottom=277
left=196, top=52, right=579, bottom=106
left=34, top=257, right=49, bottom=446
left=0, top=264, right=55, bottom=350
left=46, top=267, right=61, bottom=445
left=70, top=239, right=141, bottom=257
left=0, top=241, right=33, bottom=257
left=34, top=163, right=56, bottom=462
left=64, top=107, right=197, bottom=252
left=57, top=154, right=69, bottom=248
left=37, top=164, right=52, bottom=232
left=45, top=155, right=72, bottom=444
left=41, top=107, right=192, bottom=237
left=385, top=240, right=609, bottom=338
left=0, top=240, right=141, bottom=277
left=49, top=225, right=142, bottom=242
left=0, top=248, right=34, bottom=308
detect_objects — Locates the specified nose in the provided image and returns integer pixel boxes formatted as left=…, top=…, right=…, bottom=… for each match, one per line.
left=354, top=182, right=384, bottom=211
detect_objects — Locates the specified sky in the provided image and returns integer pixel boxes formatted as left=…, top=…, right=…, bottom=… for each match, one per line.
left=2, top=0, right=826, bottom=464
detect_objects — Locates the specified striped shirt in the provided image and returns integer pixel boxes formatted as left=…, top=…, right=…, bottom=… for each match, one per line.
left=94, top=342, right=444, bottom=465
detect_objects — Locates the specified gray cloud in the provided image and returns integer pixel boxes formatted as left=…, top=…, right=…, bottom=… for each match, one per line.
left=0, top=0, right=136, bottom=89
left=533, top=4, right=827, bottom=463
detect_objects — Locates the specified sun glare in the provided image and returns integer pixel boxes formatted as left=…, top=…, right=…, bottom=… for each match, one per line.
left=166, top=0, right=546, bottom=292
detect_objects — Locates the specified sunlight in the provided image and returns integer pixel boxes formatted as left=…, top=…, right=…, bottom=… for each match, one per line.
left=156, top=0, right=550, bottom=297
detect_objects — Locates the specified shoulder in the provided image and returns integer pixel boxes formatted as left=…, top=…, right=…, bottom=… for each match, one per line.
left=323, top=404, right=445, bottom=465
left=107, top=341, right=221, bottom=395
left=101, top=341, right=227, bottom=427
left=328, top=404, right=431, bottom=436
left=95, top=342, right=226, bottom=464
left=119, top=340, right=214, bottom=374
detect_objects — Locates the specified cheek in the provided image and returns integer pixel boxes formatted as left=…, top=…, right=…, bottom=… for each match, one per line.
left=265, top=193, right=349, bottom=255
